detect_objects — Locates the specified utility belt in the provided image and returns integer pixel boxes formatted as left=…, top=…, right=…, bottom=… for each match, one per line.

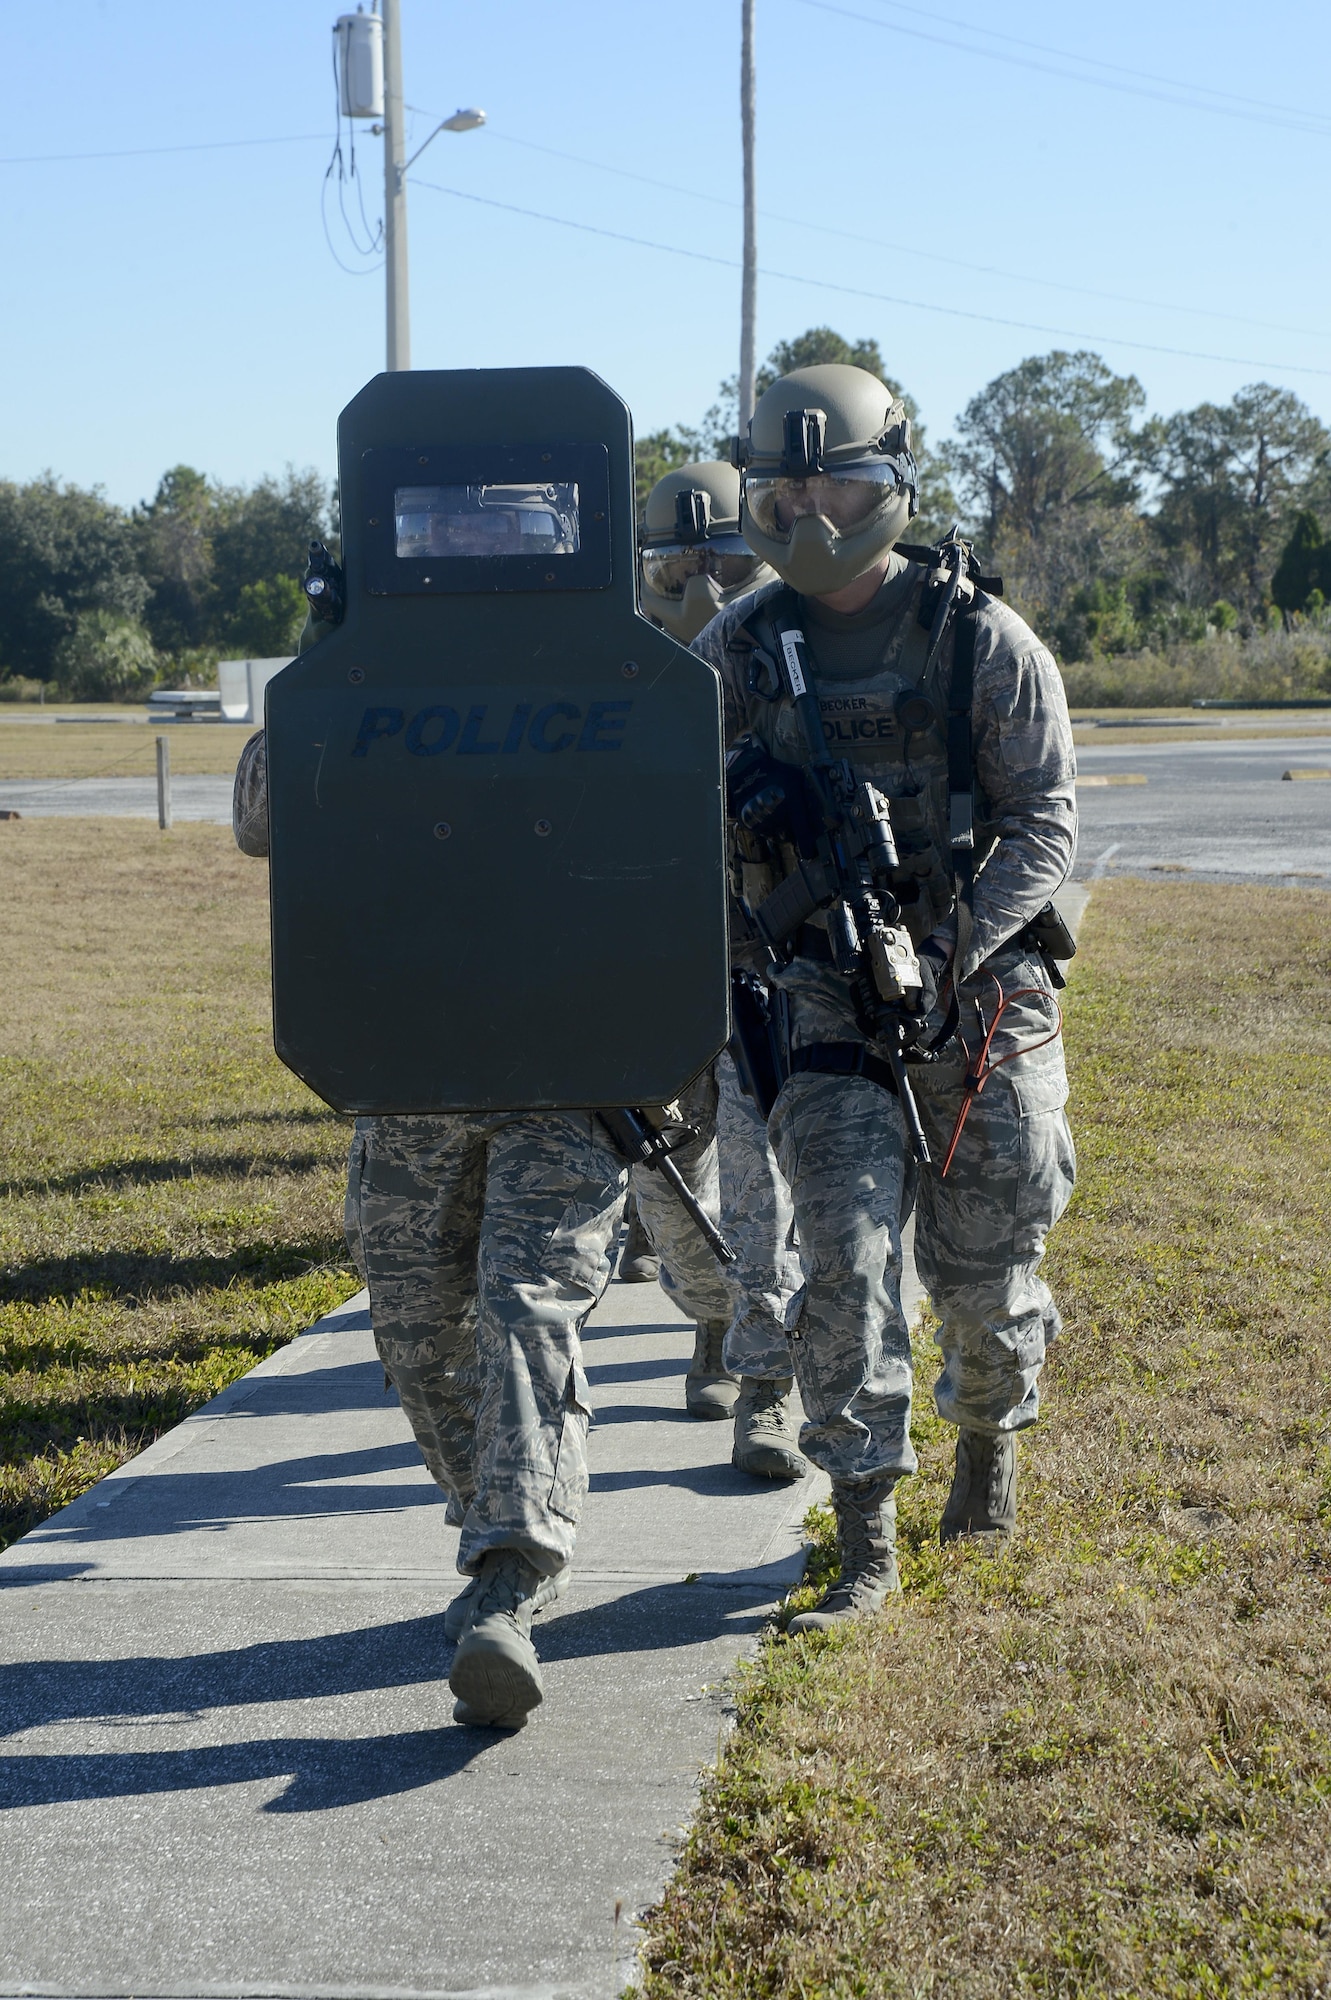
left=728, top=997, right=908, bottom=1118
left=789, top=1041, right=903, bottom=1099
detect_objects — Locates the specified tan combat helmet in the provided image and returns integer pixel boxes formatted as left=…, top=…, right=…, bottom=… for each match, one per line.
left=736, top=364, right=918, bottom=598
left=639, top=460, right=775, bottom=643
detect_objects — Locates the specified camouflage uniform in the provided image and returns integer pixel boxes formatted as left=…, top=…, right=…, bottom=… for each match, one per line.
left=233, top=728, right=628, bottom=1576
left=627, top=1066, right=728, bottom=1326
left=343, top=1117, right=370, bottom=1283
left=693, top=560, right=1077, bottom=1482
left=629, top=1054, right=798, bottom=1380
left=357, top=1112, right=626, bottom=1575
left=713, top=1050, right=800, bottom=1380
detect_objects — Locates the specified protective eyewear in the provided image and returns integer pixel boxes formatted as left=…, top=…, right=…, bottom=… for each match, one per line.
left=743, top=461, right=909, bottom=543
left=640, top=539, right=767, bottom=601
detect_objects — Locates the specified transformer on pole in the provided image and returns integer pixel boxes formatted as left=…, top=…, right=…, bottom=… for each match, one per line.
left=333, top=9, right=384, bottom=118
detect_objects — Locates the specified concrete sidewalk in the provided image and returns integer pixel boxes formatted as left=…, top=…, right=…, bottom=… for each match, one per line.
left=0, top=1276, right=827, bottom=2000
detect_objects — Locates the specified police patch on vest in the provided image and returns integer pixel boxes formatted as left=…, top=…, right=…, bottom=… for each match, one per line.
left=817, top=691, right=899, bottom=748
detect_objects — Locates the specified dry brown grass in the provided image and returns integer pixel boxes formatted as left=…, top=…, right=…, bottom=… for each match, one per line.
left=639, top=880, right=1331, bottom=1998
left=0, top=720, right=255, bottom=780
left=1068, top=708, right=1331, bottom=747
left=1072, top=724, right=1331, bottom=746
left=0, top=818, right=357, bottom=1548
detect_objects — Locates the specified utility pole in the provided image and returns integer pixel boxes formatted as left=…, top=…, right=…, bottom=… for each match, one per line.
left=382, top=0, right=410, bottom=372
left=738, top=0, right=758, bottom=430
left=333, top=3, right=483, bottom=369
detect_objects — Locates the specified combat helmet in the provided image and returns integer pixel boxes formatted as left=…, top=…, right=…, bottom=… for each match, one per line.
left=736, top=364, right=918, bottom=598
left=639, top=461, right=775, bottom=643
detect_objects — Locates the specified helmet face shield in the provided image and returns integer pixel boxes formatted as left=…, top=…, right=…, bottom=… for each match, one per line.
left=639, top=457, right=775, bottom=640
left=640, top=537, right=768, bottom=602
left=737, top=363, right=921, bottom=596
left=744, top=461, right=910, bottom=544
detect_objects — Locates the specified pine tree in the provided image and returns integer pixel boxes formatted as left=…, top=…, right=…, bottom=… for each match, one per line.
left=1271, top=509, right=1325, bottom=620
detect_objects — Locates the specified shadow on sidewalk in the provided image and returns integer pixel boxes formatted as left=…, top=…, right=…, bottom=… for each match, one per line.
left=537, top=1568, right=794, bottom=1662
left=0, top=1613, right=457, bottom=1736
left=0, top=1725, right=493, bottom=1814
left=0, top=1562, right=796, bottom=1753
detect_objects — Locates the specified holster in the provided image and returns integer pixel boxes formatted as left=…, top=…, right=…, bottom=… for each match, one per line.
left=728, top=968, right=789, bottom=1120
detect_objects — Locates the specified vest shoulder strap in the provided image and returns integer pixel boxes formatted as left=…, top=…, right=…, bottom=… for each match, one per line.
left=948, top=604, right=979, bottom=968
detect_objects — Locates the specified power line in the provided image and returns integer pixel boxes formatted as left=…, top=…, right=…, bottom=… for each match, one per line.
left=796, top=0, right=1331, bottom=140
left=855, top=0, right=1331, bottom=130
left=410, top=177, right=1331, bottom=379
left=11, top=101, right=1328, bottom=361
left=11, top=106, right=1325, bottom=350
left=469, top=125, right=1330, bottom=348
left=0, top=133, right=328, bottom=167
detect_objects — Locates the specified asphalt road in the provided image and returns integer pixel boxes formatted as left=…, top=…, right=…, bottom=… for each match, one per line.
left=1, top=743, right=1327, bottom=890
left=1071, top=735, right=1331, bottom=886
left=0, top=774, right=233, bottom=822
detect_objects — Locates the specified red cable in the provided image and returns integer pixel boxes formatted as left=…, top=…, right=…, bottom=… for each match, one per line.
left=940, top=974, right=1064, bottom=1178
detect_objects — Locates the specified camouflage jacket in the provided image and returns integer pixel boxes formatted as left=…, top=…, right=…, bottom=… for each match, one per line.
left=691, top=567, right=1077, bottom=993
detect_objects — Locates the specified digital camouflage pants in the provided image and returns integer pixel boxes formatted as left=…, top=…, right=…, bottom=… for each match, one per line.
left=351, top=1112, right=627, bottom=1576
left=630, top=1053, right=798, bottom=1381
left=769, top=945, right=1076, bottom=1484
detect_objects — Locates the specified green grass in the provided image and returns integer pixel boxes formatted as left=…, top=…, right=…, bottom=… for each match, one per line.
left=638, top=880, right=1331, bottom=1997
left=0, top=719, right=255, bottom=779
left=0, top=818, right=358, bottom=1549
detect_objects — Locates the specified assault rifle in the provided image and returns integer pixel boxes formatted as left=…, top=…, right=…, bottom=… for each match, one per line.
left=729, top=615, right=938, bottom=1164
left=598, top=1107, right=737, bottom=1265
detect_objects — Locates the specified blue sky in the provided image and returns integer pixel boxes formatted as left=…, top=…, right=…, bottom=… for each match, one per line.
left=4, top=0, right=1331, bottom=507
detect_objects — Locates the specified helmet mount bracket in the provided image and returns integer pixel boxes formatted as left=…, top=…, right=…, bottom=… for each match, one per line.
left=674, top=488, right=711, bottom=542
left=781, top=408, right=826, bottom=477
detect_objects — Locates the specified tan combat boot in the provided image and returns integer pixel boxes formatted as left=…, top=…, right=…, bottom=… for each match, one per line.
left=444, top=1562, right=571, bottom=1645
left=940, top=1429, right=1017, bottom=1545
left=618, top=1197, right=661, bottom=1284
left=732, top=1376, right=806, bottom=1480
left=449, top=1549, right=547, bottom=1728
left=788, top=1476, right=900, bottom=1633
left=685, top=1318, right=740, bottom=1419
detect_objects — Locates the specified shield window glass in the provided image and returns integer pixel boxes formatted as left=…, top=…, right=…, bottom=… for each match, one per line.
left=395, top=483, right=581, bottom=560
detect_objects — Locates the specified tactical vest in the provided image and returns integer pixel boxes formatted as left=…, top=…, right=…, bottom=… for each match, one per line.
left=734, top=565, right=972, bottom=950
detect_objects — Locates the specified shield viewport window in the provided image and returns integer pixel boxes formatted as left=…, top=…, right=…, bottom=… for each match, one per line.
left=394, top=483, right=581, bottom=561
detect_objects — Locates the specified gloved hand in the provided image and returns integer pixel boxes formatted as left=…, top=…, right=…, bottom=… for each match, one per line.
left=915, top=935, right=953, bottom=1020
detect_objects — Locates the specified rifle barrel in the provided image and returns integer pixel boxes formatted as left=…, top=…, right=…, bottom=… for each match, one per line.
left=655, top=1153, right=738, bottom=1265
left=599, top=1109, right=739, bottom=1265
left=884, top=1045, right=932, bottom=1166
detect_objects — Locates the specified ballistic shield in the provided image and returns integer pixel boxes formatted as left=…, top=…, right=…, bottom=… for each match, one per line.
left=265, top=366, right=728, bottom=1112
